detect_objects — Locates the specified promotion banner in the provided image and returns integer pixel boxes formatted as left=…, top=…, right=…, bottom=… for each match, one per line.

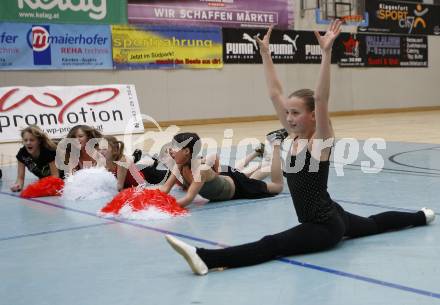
left=0, top=0, right=127, bottom=24
left=112, top=25, right=223, bottom=69
left=223, top=28, right=338, bottom=64
left=0, top=85, right=144, bottom=143
left=337, top=33, right=428, bottom=67
left=358, top=0, right=440, bottom=35
left=0, top=23, right=113, bottom=70
left=127, top=0, right=293, bottom=29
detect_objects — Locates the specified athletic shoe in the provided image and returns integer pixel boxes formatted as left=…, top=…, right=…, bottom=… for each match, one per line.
left=132, top=149, right=142, bottom=163
left=266, top=128, right=288, bottom=143
left=255, top=143, right=265, bottom=158
left=421, top=207, right=435, bottom=224
left=165, top=234, right=208, bottom=275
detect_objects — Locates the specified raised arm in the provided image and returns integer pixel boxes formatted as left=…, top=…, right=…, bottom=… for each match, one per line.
left=313, top=20, right=342, bottom=140
left=255, top=27, right=291, bottom=132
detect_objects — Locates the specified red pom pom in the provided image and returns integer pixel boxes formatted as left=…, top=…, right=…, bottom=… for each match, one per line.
left=20, top=176, right=64, bottom=198
left=101, top=188, right=187, bottom=217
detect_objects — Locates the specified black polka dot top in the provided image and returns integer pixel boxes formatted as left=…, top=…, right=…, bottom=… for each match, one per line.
left=283, top=148, right=335, bottom=223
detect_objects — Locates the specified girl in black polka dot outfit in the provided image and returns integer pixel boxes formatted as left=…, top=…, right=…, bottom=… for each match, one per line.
left=164, top=20, right=435, bottom=275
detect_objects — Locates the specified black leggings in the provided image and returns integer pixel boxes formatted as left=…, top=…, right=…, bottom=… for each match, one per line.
left=197, top=204, right=426, bottom=269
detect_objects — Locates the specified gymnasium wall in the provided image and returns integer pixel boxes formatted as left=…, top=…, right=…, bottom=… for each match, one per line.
left=1, top=1, right=439, bottom=122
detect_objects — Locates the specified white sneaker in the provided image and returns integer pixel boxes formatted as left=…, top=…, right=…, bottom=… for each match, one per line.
left=165, top=235, right=208, bottom=275
left=421, top=208, right=435, bottom=224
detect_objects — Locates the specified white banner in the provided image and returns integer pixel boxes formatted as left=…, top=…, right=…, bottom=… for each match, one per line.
left=0, top=84, right=144, bottom=142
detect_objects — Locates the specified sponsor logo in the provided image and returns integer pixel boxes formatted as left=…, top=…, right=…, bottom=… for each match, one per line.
left=242, top=32, right=259, bottom=50
left=17, top=0, right=108, bottom=20
left=282, top=34, right=299, bottom=52
left=25, top=24, right=109, bottom=66
left=29, top=26, right=50, bottom=52
left=270, top=34, right=298, bottom=57
left=413, top=4, right=428, bottom=29
left=376, top=2, right=428, bottom=34
left=366, top=35, right=400, bottom=56
left=36, top=32, right=108, bottom=45
left=305, top=44, right=321, bottom=56
left=343, top=36, right=360, bottom=57
left=225, top=32, right=298, bottom=59
left=27, top=25, right=52, bottom=65
left=225, top=32, right=260, bottom=56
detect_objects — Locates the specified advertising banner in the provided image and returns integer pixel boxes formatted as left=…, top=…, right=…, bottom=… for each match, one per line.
left=112, top=25, right=223, bottom=69
left=0, top=0, right=127, bottom=24
left=222, top=28, right=428, bottom=67
left=0, top=85, right=144, bottom=142
left=0, top=23, right=113, bottom=70
left=337, top=33, right=428, bottom=67
left=223, top=28, right=338, bottom=64
left=359, top=0, right=440, bottom=35
left=127, top=0, right=293, bottom=29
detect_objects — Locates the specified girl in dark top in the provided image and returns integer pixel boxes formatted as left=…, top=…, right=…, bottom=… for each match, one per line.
left=11, top=125, right=58, bottom=192
left=164, top=21, right=435, bottom=275
left=159, top=132, right=284, bottom=207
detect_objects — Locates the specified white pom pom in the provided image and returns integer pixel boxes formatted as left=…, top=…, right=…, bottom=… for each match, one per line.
left=62, top=167, right=118, bottom=201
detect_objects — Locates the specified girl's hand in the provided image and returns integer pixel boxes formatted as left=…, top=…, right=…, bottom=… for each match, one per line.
left=314, top=19, right=342, bottom=53
left=10, top=183, right=23, bottom=192
left=255, top=26, right=273, bottom=55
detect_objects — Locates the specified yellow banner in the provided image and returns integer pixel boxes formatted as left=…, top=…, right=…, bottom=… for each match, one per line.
left=112, top=25, right=223, bottom=69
